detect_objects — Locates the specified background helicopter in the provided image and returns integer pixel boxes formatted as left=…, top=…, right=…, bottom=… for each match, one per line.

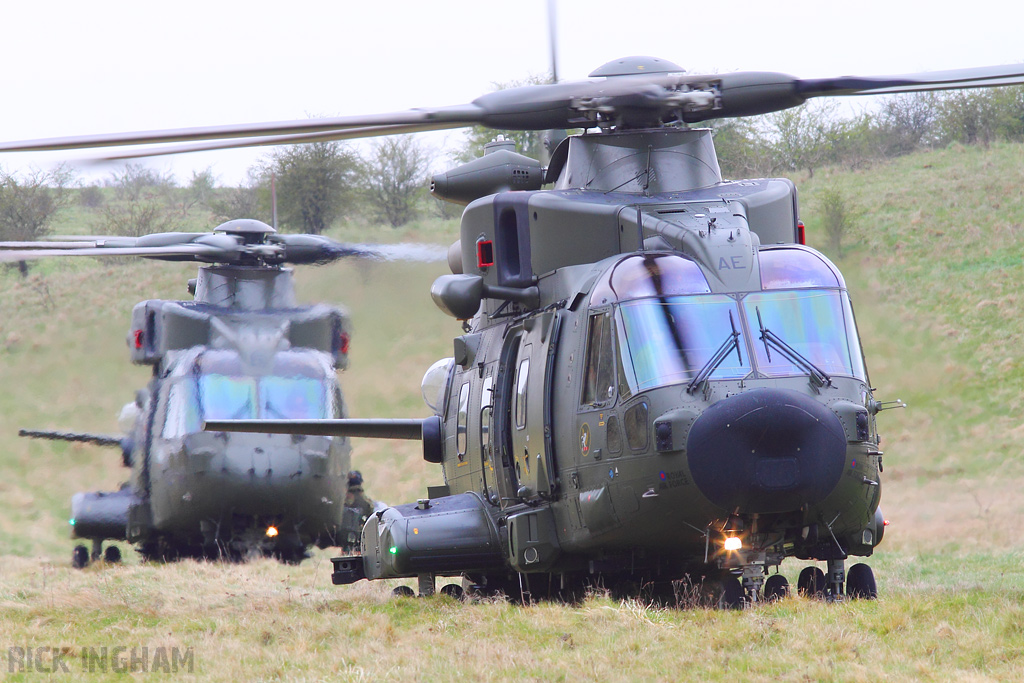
left=3, top=56, right=1024, bottom=605
left=0, top=219, right=392, bottom=567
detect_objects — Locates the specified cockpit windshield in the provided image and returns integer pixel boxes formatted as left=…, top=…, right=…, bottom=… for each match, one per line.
left=200, top=374, right=327, bottom=421
left=592, top=250, right=867, bottom=398
left=743, top=290, right=866, bottom=380
left=617, top=295, right=750, bottom=393
left=162, top=351, right=334, bottom=439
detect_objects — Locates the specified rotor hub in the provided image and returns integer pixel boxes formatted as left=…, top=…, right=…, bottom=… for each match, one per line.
left=589, top=56, right=685, bottom=78
left=214, top=219, right=276, bottom=244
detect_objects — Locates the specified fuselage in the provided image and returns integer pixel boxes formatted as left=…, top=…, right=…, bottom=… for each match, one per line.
left=430, top=184, right=883, bottom=576
left=330, top=130, right=891, bottom=591
left=129, top=347, right=352, bottom=552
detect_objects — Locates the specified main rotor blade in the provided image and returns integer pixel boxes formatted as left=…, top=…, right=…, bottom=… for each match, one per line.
left=692, top=63, right=1024, bottom=122
left=0, top=241, right=110, bottom=249
left=0, top=74, right=707, bottom=156
left=96, top=122, right=468, bottom=161
left=798, top=63, right=1024, bottom=97
left=1, top=62, right=1022, bottom=157
left=353, top=243, right=450, bottom=263
left=0, top=244, right=224, bottom=263
left=0, top=107, right=483, bottom=153
left=0, top=232, right=443, bottom=266
left=204, top=418, right=430, bottom=439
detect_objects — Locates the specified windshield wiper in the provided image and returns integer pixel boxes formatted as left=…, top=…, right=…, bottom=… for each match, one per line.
left=264, top=400, right=288, bottom=419
left=755, top=307, right=832, bottom=389
left=687, top=310, right=743, bottom=395
left=224, top=398, right=254, bottom=421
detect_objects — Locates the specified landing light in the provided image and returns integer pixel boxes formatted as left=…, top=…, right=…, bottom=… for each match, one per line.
left=266, top=526, right=279, bottom=538
left=724, top=536, right=742, bottom=551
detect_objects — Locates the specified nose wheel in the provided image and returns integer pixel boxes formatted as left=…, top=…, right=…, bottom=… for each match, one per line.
left=763, top=573, right=790, bottom=601
left=718, top=574, right=744, bottom=609
left=797, top=565, right=827, bottom=597
left=798, top=561, right=877, bottom=600
left=845, top=563, right=877, bottom=599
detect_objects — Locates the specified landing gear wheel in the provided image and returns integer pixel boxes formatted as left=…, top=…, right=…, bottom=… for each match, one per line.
left=138, top=541, right=158, bottom=563
left=611, top=579, right=641, bottom=601
left=462, top=573, right=523, bottom=602
left=763, top=574, right=789, bottom=601
left=639, top=580, right=676, bottom=607
left=798, top=566, right=827, bottom=599
left=275, top=547, right=309, bottom=565
left=201, top=543, right=224, bottom=561
left=103, top=545, right=122, bottom=564
left=392, top=585, right=416, bottom=598
left=846, top=563, right=877, bottom=600
left=718, top=574, right=744, bottom=610
left=440, top=584, right=465, bottom=600
left=72, top=545, right=89, bottom=569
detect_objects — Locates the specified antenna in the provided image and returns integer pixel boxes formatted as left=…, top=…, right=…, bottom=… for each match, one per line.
left=546, top=0, right=559, bottom=85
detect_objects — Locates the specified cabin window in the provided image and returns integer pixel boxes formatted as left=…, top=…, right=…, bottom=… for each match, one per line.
left=515, top=358, right=530, bottom=429
left=581, top=312, right=616, bottom=407
left=480, top=376, right=493, bottom=454
left=456, top=382, right=470, bottom=457
left=607, top=414, right=623, bottom=455
left=622, top=403, right=647, bottom=450
left=624, top=401, right=649, bottom=451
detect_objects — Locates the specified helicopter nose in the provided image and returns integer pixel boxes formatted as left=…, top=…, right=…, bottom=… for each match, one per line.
left=686, top=388, right=847, bottom=515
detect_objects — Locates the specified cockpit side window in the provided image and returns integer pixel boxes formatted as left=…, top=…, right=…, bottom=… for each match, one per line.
left=581, top=312, right=616, bottom=407
left=331, top=387, right=344, bottom=419
left=162, top=380, right=200, bottom=440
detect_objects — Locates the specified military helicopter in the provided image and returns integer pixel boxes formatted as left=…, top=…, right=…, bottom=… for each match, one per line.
left=2, top=57, right=1022, bottom=604
left=0, top=219, right=388, bottom=567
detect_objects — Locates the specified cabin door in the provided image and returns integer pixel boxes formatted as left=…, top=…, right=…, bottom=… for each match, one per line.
left=505, top=312, right=561, bottom=503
